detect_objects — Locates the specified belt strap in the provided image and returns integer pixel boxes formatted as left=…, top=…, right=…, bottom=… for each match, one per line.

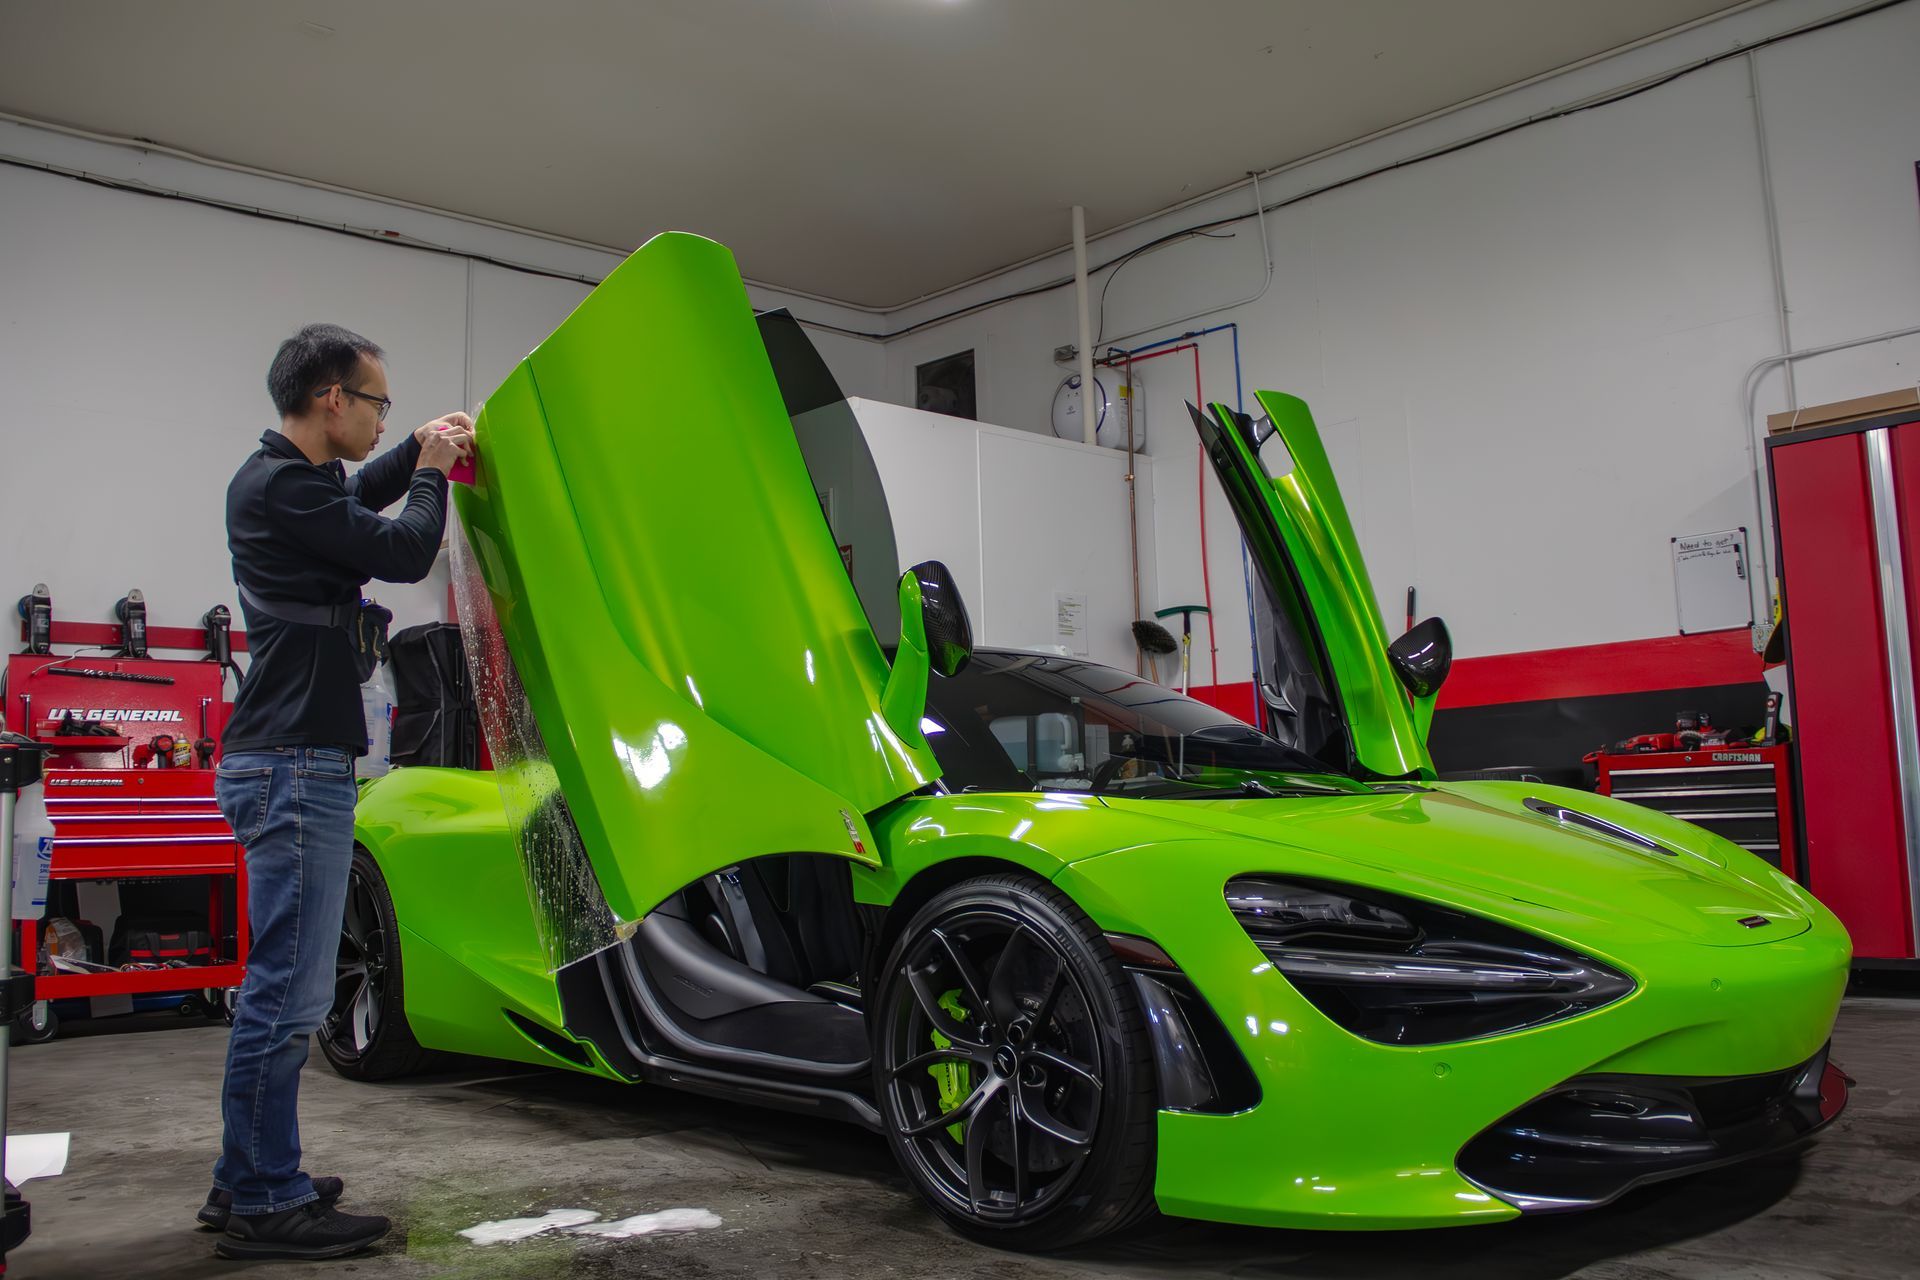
left=238, top=583, right=355, bottom=629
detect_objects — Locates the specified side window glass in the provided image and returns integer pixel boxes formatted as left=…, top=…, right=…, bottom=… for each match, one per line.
left=758, top=309, right=903, bottom=640
left=983, top=711, right=1125, bottom=790
left=989, top=717, right=1030, bottom=772
left=989, top=711, right=1085, bottom=780
left=1032, top=711, right=1078, bottom=774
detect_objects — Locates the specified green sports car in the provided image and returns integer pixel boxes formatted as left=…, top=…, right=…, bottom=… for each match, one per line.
left=322, top=232, right=1850, bottom=1250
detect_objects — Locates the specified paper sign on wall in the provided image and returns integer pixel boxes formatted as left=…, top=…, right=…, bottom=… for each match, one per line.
left=1054, top=592, right=1090, bottom=656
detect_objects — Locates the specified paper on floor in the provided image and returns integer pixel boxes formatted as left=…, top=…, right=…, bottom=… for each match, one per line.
left=5, top=1132, right=69, bottom=1185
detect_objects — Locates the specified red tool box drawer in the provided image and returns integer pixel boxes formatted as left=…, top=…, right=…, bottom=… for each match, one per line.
left=42, top=769, right=240, bottom=876
left=38, top=835, right=239, bottom=878
left=42, top=769, right=221, bottom=806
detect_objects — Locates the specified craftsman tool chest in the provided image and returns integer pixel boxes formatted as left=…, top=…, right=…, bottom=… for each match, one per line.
left=1593, top=744, right=1796, bottom=878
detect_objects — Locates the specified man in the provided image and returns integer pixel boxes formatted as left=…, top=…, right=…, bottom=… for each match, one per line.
left=207, top=323, right=470, bottom=1260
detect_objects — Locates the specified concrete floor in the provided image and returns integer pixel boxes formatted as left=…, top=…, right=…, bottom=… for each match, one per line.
left=5, top=998, right=1916, bottom=1279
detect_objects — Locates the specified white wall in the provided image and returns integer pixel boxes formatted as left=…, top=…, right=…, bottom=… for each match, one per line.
left=852, top=399, right=1157, bottom=674
left=873, top=0, right=1920, bottom=684
left=0, top=120, right=889, bottom=644
left=1748, top=4, right=1920, bottom=402
left=0, top=160, right=468, bottom=635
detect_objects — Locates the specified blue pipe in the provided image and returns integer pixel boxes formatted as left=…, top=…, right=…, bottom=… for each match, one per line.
left=1112, top=322, right=1240, bottom=361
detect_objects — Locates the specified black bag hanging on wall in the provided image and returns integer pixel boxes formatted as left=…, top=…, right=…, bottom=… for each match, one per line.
left=388, top=623, right=479, bottom=769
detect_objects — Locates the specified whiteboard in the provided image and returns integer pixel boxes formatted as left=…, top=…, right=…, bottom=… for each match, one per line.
left=1672, top=528, right=1753, bottom=636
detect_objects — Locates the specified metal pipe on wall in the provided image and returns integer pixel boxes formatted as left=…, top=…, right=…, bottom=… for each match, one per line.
left=1746, top=54, right=1797, bottom=418
left=1125, top=351, right=1143, bottom=675
left=1072, top=206, right=1097, bottom=446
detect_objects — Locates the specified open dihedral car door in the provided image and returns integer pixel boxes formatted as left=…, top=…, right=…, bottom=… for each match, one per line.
left=1190, top=392, right=1434, bottom=780
left=455, top=232, right=941, bottom=931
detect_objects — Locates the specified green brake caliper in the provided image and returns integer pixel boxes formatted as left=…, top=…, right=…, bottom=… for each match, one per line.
left=927, top=989, right=973, bottom=1143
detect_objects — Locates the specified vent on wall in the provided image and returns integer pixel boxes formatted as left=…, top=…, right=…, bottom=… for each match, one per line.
left=916, top=350, right=976, bottom=420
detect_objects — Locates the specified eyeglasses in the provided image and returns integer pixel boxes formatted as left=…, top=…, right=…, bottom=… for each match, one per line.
left=316, top=385, right=392, bottom=421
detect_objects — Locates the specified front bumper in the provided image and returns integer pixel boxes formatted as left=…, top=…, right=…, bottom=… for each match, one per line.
left=1457, top=1045, right=1848, bottom=1212
left=1055, top=842, right=1852, bottom=1230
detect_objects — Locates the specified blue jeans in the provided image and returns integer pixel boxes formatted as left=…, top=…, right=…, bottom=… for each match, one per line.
left=211, top=746, right=358, bottom=1215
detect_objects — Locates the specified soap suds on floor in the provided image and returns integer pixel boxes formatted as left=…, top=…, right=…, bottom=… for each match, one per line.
left=568, top=1207, right=723, bottom=1238
left=460, top=1206, right=721, bottom=1246
left=459, top=1208, right=601, bottom=1245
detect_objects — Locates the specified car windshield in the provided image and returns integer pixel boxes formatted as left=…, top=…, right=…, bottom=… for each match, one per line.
left=921, top=651, right=1362, bottom=799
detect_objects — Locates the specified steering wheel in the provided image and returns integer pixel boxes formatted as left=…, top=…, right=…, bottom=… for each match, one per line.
left=1090, top=753, right=1156, bottom=792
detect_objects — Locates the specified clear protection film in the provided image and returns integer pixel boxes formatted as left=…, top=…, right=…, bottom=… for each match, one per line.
left=450, top=515, right=623, bottom=973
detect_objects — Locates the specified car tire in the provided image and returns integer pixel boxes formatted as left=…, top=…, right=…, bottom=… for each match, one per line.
left=319, top=848, right=433, bottom=1080
left=871, top=872, right=1158, bottom=1250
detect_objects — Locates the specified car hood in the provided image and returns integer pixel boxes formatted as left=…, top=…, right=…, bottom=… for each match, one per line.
left=1087, top=780, right=1815, bottom=948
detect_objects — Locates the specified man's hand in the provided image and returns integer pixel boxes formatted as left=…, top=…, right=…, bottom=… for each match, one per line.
left=414, top=412, right=474, bottom=475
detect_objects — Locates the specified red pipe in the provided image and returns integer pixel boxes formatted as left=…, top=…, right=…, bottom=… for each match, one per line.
left=1099, top=341, right=1220, bottom=686
left=1193, top=344, right=1218, bottom=685
left=1100, top=343, right=1195, bottom=367
left=1103, top=347, right=1195, bottom=680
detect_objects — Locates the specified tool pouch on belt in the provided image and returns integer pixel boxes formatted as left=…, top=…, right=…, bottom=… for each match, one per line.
left=352, top=600, right=393, bottom=682
left=238, top=584, right=392, bottom=681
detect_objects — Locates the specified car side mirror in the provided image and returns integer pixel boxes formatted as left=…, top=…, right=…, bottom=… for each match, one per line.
left=1389, top=617, right=1451, bottom=699
left=880, top=560, right=973, bottom=748
left=911, top=560, right=972, bottom=678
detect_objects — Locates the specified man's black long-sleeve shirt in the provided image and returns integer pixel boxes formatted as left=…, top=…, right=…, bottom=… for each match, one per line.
left=222, top=429, right=448, bottom=754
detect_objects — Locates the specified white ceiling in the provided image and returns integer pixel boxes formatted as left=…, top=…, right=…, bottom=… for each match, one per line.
left=0, top=0, right=1745, bottom=308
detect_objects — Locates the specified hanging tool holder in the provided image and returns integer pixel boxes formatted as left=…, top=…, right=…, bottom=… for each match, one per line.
left=6, top=611, right=251, bottom=1020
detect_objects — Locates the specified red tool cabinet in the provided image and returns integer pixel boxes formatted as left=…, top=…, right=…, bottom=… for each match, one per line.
left=7, top=634, right=250, bottom=1008
left=23, top=768, right=248, bottom=999
left=1769, top=406, right=1920, bottom=962
left=1594, top=744, right=1796, bottom=880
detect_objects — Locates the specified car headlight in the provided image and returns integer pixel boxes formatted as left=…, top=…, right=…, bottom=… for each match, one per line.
left=1225, top=876, right=1634, bottom=1046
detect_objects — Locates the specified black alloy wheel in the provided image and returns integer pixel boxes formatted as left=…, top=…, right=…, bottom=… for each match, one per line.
left=319, top=849, right=431, bottom=1080
left=873, top=873, right=1157, bottom=1250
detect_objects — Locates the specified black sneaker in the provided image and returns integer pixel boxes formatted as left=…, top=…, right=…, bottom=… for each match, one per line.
left=212, top=1202, right=389, bottom=1260
left=197, top=1177, right=344, bottom=1231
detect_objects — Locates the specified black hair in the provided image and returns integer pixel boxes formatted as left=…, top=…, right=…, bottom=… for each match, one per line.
left=266, top=323, right=385, bottom=418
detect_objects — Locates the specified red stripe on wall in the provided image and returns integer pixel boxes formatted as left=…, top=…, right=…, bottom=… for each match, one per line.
left=1185, top=681, right=1258, bottom=724
left=1188, top=631, right=1765, bottom=720
left=1436, top=631, right=1763, bottom=708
